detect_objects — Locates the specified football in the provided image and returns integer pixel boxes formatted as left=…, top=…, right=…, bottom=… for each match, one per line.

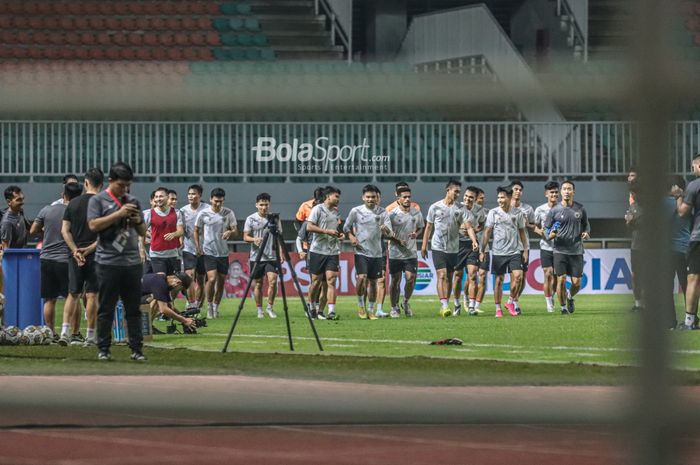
left=22, top=326, right=44, bottom=345
left=4, top=326, right=21, bottom=345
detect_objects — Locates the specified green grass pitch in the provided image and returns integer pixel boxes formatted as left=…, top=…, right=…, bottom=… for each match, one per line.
left=2, top=294, right=700, bottom=385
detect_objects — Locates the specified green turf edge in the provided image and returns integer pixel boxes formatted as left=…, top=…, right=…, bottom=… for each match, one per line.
left=2, top=346, right=700, bottom=386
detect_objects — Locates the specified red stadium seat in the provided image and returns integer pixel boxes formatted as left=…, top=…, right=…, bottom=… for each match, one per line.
left=48, top=32, right=64, bottom=45
left=151, top=17, right=167, bottom=30
left=167, top=48, right=183, bottom=60
left=80, top=32, right=96, bottom=45
left=114, top=2, right=129, bottom=15
left=37, top=2, right=52, bottom=14
left=196, top=17, right=212, bottom=30
left=33, top=31, right=49, bottom=44
left=27, top=47, right=43, bottom=59
left=59, top=17, right=75, bottom=30
left=0, top=17, right=11, bottom=29
left=89, top=17, right=106, bottom=30
left=89, top=48, right=105, bottom=60
left=189, top=2, right=207, bottom=14
left=184, top=48, right=200, bottom=60
left=65, top=32, right=80, bottom=45
left=105, top=17, right=120, bottom=30
left=67, top=2, right=83, bottom=15
left=97, top=32, right=111, bottom=46
left=13, top=17, right=29, bottom=28
left=98, top=2, right=114, bottom=15
left=126, top=2, right=143, bottom=14
left=121, top=48, right=137, bottom=60
left=181, top=17, right=196, bottom=30
left=17, top=31, right=31, bottom=43
left=175, top=2, right=189, bottom=14
left=158, top=33, right=174, bottom=46
left=198, top=48, right=213, bottom=60
left=1, top=31, right=16, bottom=43
left=75, top=48, right=90, bottom=60
left=135, top=48, right=152, bottom=60
left=74, top=17, right=89, bottom=30
left=11, top=47, right=28, bottom=59
left=28, top=17, right=43, bottom=29
left=44, top=47, right=62, bottom=60
left=44, top=17, right=59, bottom=29
left=128, top=33, right=143, bottom=46
left=204, top=3, right=220, bottom=15
left=84, top=2, right=99, bottom=15
left=122, top=17, right=137, bottom=30
left=105, top=47, right=121, bottom=60
left=696, top=4, right=700, bottom=15
left=8, top=2, right=23, bottom=14
left=135, top=17, right=150, bottom=30
left=166, top=17, right=182, bottom=30
left=143, top=1, right=160, bottom=15
left=113, top=33, right=128, bottom=46
left=190, top=32, right=205, bottom=46
left=174, top=32, right=190, bottom=46
left=151, top=47, right=168, bottom=61
left=23, top=2, right=39, bottom=14
left=143, top=32, right=159, bottom=46
left=205, top=31, right=220, bottom=46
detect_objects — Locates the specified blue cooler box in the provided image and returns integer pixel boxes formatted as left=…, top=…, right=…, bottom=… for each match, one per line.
left=2, top=248, right=43, bottom=327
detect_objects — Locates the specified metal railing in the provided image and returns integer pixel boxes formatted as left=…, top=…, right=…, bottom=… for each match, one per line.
left=4, top=119, right=700, bottom=181
left=557, top=0, right=589, bottom=62
left=315, top=0, right=353, bottom=63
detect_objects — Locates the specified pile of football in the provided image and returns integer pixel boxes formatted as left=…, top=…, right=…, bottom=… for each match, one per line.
left=0, top=325, right=53, bottom=345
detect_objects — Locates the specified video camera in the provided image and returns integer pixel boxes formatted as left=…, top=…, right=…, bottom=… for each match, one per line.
left=166, top=307, right=207, bottom=334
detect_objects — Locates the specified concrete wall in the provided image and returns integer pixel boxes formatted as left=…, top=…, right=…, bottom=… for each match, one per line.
left=510, top=0, right=571, bottom=66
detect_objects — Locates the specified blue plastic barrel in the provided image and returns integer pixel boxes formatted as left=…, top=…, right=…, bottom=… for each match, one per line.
left=2, top=248, right=43, bottom=327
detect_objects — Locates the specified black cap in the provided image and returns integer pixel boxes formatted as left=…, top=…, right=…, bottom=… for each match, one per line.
left=173, top=271, right=192, bottom=290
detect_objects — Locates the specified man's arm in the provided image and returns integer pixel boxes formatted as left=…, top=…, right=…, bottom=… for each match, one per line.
left=88, top=203, right=139, bottom=233
left=518, top=227, right=529, bottom=261
left=193, top=225, right=202, bottom=255
left=156, top=300, right=194, bottom=328
left=420, top=222, right=433, bottom=259
left=29, top=220, right=43, bottom=237
left=480, top=227, right=492, bottom=260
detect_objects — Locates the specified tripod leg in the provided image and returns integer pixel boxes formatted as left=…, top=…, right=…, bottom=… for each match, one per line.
left=273, top=243, right=294, bottom=351
left=222, top=230, right=272, bottom=353
left=277, top=234, right=324, bottom=351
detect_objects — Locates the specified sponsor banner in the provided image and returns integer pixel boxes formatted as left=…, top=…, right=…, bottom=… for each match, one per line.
left=223, top=249, right=639, bottom=297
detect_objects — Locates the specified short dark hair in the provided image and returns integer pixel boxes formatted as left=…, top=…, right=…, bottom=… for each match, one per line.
left=172, top=271, right=192, bottom=291
left=63, top=173, right=78, bottom=184
left=446, top=179, right=462, bottom=190
left=496, top=186, right=513, bottom=197
left=167, top=189, right=177, bottom=197
left=211, top=188, right=226, bottom=198
left=510, top=179, right=524, bottom=189
left=396, top=186, right=411, bottom=196
left=475, top=187, right=484, bottom=196
left=324, top=185, right=341, bottom=197
left=150, top=190, right=157, bottom=200
left=155, top=186, right=168, bottom=196
left=84, top=168, right=104, bottom=188
left=628, top=166, right=638, bottom=173
left=64, top=182, right=82, bottom=201
left=465, top=185, right=480, bottom=195
left=561, top=180, right=576, bottom=190
left=544, top=181, right=560, bottom=191
left=395, top=181, right=409, bottom=192
left=669, top=175, right=686, bottom=190
left=108, top=161, right=134, bottom=182
left=362, top=184, right=381, bottom=195
left=188, top=184, right=203, bottom=195
left=313, top=186, right=326, bottom=204
left=256, top=192, right=271, bottom=203
left=4, top=185, right=21, bottom=202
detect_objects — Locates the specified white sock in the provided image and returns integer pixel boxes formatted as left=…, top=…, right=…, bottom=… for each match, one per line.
left=635, top=300, right=642, bottom=307
left=454, top=298, right=460, bottom=307
left=377, top=303, right=383, bottom=312
left=357, top=296, right=365, bottom=308
left=545, top=296, right=554, bottom=308
left=562, top=305, right=567, bottom=312
left=86, top=328, right=95, bottom=340
left=685, top=313, right=696, bottom=327
left=495, top=303, right=501, bottom=310
left=392, top=306, right=399, bottom=312
left=567, top=289, right=572, bottom=300
left=257, top=306, right=263, bottom=312
left=368, top=302, right=375, bottom=312
left=266, top=303, right=273, bottom=309
left=475, top=300, right=481, bottom=309
left=208, top=302, right=213, bottom=309
left=513, top=300, right=520, bottom=309
left=328, top=303, right=335, bottom=313
left=213, top=303, right=219, bottom=312
left=440, top=298, right=448, bottom=309
left=507, top=297, right=513, bottom=304
left=61, top=323, right=70, bottom=338
left=469, top=298, right=475, bottom=308
left=313, top=302, right=320, bottom=311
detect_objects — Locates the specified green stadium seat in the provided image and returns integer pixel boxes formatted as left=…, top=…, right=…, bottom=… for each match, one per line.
left=212, top=18, right=229, bottom=31
left=221, top=3, right=251, bottom=15
left=252, top=34, right=269, bottom=46
left=244, top=18, right=260, bottom=31
left=237, top=33, right=253, bottom=46
left=213, top=48, right=229, bottom=60
left=229, top=18, right=244, bottom=30
left=245, top=48, right=261, bottom=60
left=221, top=33, right=238, bottom=46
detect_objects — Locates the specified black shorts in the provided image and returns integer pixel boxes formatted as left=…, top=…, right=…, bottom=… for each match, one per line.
left=389, top=258, right=418, bottom=275
left=432, top=250, right=458, bottom=272
left=456, top=242, right=480, bottom=270
left=687, top=242, right=700, bottom=274
left=182, top=251, right=206, bottom=275
left=41, top=259, right=69, bottom=299
left=142, top=259, right=153, bottom=275
left=554, top=253, right=584, bottom=278
left=492, top=254, right=523, bottom=276
left=250, top=261, right=277, bottom=280
left=203, top=255, right=229, bottom=274
left=540, top=249, right=555, bottom=269
left=151, top=256, right=181, bottom=275
left=68, top=254, right=99, bottom=294
left=308, top=252, right=339, bottom=275
left=355, top=255, right=385, bottom=279
left=479, top=252, right=491, bottom=272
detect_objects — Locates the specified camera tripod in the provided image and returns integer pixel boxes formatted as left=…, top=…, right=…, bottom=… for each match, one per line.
left=222, top=215, right=323, bottom=352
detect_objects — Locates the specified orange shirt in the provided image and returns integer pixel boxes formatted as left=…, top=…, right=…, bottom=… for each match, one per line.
left=385, top=200, right=421, bottom=212
left=295, top=199, right=315, bottom=222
